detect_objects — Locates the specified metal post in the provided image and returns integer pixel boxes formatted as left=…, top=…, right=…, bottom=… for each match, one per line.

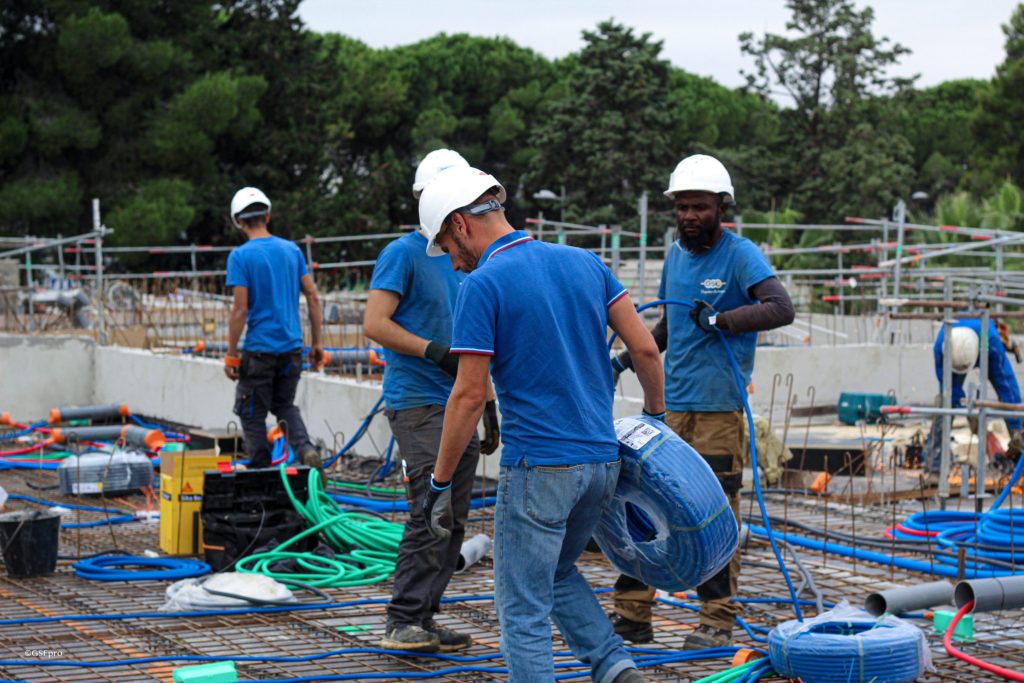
left=92, top=198, right=106, bottom=344
left=638, top=192, right=648, bottom=303
left=997, top=245, right=1005, bottom=312
left=560, top=185, right=566, bottom=224
left=939, top=277, right=954, bottom=505
left=893, top=199, right=907, bottom=298
left=600, top=225, right=607, bottom=263
left=735, top=213, right=743, bottom=238
left=537, top=211, right=544, bottom=243
left=837, top=249, right=845, bottom=317
left=25, top=250, right=34, bottom=331
left=611, top=225, right=622, bottom=279
left=57, top=233, right=65, bottom=283
left=977, top=301, right=991, bottom=510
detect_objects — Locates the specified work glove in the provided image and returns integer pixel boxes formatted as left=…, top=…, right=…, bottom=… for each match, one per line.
left=422, top=475, right=453, bottom=540
left=424, top=341, right=459, bottom=378
left=1007, top=431, right=1024, bottom=463
left=224, top=354, right=241, bottom=381
left=481, top=400, right=500, bottom=455
left=689, top=299, right=719, bottom=333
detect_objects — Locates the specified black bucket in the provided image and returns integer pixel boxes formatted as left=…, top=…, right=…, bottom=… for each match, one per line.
left=0, top=510, right=61, bottom=578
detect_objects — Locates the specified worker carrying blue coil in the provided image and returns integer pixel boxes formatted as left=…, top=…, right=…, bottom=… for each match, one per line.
left=223, top=187, right=324, bottom=468
left=926, top=318, right=1024, bottom=477
left=363, top=149, right=497, bottom=654
left=609, top=154, right=795, bottom=649
left=418, top=164, right=665, bottom=683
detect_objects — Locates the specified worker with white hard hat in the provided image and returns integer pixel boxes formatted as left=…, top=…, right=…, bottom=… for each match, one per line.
left=364, top=149, right=496, bottom=654
left=418, top=165, right=665, bottom=683
left=224, top=187, right=324, bottom=467
left=932, top=319, right=1023, bottom=466
left=609, top=154, right=795, bottom=649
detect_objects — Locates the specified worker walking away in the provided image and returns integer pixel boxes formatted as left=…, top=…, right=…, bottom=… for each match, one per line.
left=609, top=154, right=794, bottom=649
left=364, top=149, right=498, bottom=654
left=224, top=187, right=324, bottom=467
left=419, top=165, right=665, bottom=683
left=927, top=319, right=1023, bottom=474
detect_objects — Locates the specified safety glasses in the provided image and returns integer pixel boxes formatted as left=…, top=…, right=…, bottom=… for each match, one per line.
left=456, top=199, right=504, bottom=217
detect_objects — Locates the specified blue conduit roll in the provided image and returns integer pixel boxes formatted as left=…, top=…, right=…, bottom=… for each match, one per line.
left=592, top=415, right=738, bottom=591
left=768, top=602, right=929, bottom=683
left=73, top=556, right=210, bottom=581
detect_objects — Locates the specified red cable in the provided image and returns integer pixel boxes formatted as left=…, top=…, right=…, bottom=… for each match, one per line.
left=0, top=440, right=51, bottom=456
left=944, top=600, right=1024, bottom=681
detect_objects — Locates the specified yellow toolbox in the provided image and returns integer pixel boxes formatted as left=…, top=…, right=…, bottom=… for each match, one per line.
left=159, top=448, right=231, bottom=555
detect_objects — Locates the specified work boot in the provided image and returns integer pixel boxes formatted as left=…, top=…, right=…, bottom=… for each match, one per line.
left=611, top=614, right=654, bottom=644
left=300, top=448, right=322, bottom=469
left=424, top=619, right=474, bottom=652
left=380, top=624, right=440, bottom=653
left=683, top=624, right=733, bottom=650
left=612, top=667, right=649, bottom=683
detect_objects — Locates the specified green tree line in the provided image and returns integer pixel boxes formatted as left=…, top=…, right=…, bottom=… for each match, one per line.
left=2, top=0, right=1024, bottom=267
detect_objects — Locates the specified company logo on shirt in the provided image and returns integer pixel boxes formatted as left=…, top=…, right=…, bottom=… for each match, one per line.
left=700, top=278, right=725, bottom=294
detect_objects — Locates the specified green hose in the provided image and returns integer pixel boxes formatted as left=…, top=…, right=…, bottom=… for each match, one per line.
left=328, top=480, right=405, bottom=495
left=691, top=659, right=765, bottom=683
left=234, top=465, right=405, bottom=587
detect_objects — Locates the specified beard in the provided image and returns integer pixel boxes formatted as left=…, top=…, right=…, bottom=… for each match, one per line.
left=450, top=229, right=479, bottom=272
left=677, top=215, right=721, bottom=253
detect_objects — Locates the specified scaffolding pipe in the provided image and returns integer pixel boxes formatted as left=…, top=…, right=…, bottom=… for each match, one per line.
left=864, top=581, right=954, bottom=616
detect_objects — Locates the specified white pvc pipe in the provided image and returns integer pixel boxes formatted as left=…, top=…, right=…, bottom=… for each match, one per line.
left=455, top=534, right=491, bottom=573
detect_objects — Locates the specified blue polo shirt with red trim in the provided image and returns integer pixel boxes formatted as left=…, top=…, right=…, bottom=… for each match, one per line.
left=450, top=230, right=628, bottom=466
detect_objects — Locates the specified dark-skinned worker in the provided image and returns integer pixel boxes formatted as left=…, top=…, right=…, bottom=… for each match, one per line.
left=418, top=165, right=665, bottom=683
left=609, top=155, right=795, bottom=649
left=930, top=319, right=1023, bottom=471
left=364, top=149, right=499, bottom=654
left=224, top=187, right=324, bottom=468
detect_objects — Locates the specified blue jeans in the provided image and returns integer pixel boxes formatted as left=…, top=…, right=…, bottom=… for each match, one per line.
left=495, top=459, right=635, bottom=683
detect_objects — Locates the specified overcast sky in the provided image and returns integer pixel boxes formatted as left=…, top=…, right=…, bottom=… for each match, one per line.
left=298, top=0, right=1018, bottom=91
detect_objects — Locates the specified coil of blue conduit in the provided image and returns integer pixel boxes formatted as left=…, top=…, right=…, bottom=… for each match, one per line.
left=767, top=605, right=927, bottom=683
left=73, top=556, right=210, bottom=581
left=611, top=299, right=804, bottom=621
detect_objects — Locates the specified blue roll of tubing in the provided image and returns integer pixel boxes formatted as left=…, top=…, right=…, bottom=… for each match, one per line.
left=73, top=555, right=210, bottom=581
left=592, top=415, right=738, bottom=591
left=768, top=612, right=926, bottom=683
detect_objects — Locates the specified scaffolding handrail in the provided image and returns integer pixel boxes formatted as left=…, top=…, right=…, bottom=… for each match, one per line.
left=0, top=229, right=109, bottom=260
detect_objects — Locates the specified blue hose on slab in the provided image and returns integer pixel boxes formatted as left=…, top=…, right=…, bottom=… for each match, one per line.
left=72, top=555, right=209, bottom=581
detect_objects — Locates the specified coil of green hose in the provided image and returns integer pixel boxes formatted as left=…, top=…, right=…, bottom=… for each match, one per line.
left=234, top=466, right=405, bottom=587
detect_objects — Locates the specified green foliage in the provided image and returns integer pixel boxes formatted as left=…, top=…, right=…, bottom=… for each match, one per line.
left=529, top=21, right=675, bottom=227
left=740, top=0, right=916, bottom=222
left=0, top=171, right=82, bottom=230
left=971, top=4, right=1024, bottom=192
left=108, top=178, right=196, bottom=245
left=57, top=7, right=132, bottom=82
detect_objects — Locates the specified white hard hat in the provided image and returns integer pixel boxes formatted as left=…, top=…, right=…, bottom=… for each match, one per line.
left=418, top=166, right=506, bottom=256
left=950, top=326, right=980, bottom=374
left=664, top=154, right=735, bottom=204
left=230, top=187, right=272, bottom=228
left=413, top=149, right=470, bottom=196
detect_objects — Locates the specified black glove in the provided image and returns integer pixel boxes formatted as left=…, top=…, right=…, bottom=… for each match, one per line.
left=425, top=341, right=459, bottom=378
left=689, top=299, right=719, bottom=333
left=422, top=475, right=453, bottom=540
left=1007, top=431, right=1024, bottom=463
left=610, top=354, right=629, bottom=385
left=481, top=400, right=500, bottom=455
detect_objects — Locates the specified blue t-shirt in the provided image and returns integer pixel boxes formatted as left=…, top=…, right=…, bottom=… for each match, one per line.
left=369, top=232, right=464, bottom=410
left=934, top=317, right=1022, bottom=431
left=659, top=230, right=775, bottom=412
left=451, top=230, right=628, bottom=466
left=225, top=236, right=308, bottom=353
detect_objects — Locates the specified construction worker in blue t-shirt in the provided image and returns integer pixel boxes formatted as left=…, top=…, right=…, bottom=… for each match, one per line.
left=417, top=165, right=665, bottom=683
left=609, top=155, right=795, bottom=649
left=363, top=150, right=498, bottom=654
left=223, top=187, right=324, bottom=467
left=927, top=318, right=1024, bottom=471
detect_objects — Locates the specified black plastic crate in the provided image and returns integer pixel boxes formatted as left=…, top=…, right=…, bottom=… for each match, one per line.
left=201, top=466, right=311, bottom=513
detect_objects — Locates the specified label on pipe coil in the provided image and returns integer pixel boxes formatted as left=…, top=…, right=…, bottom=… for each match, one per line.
left=593, top=415, right=738, bottom=592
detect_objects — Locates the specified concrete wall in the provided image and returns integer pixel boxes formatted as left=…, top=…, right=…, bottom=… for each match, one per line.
left=0, top=334, right=94, bottom=419
left=8, top=335, right=1024, bottom=474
